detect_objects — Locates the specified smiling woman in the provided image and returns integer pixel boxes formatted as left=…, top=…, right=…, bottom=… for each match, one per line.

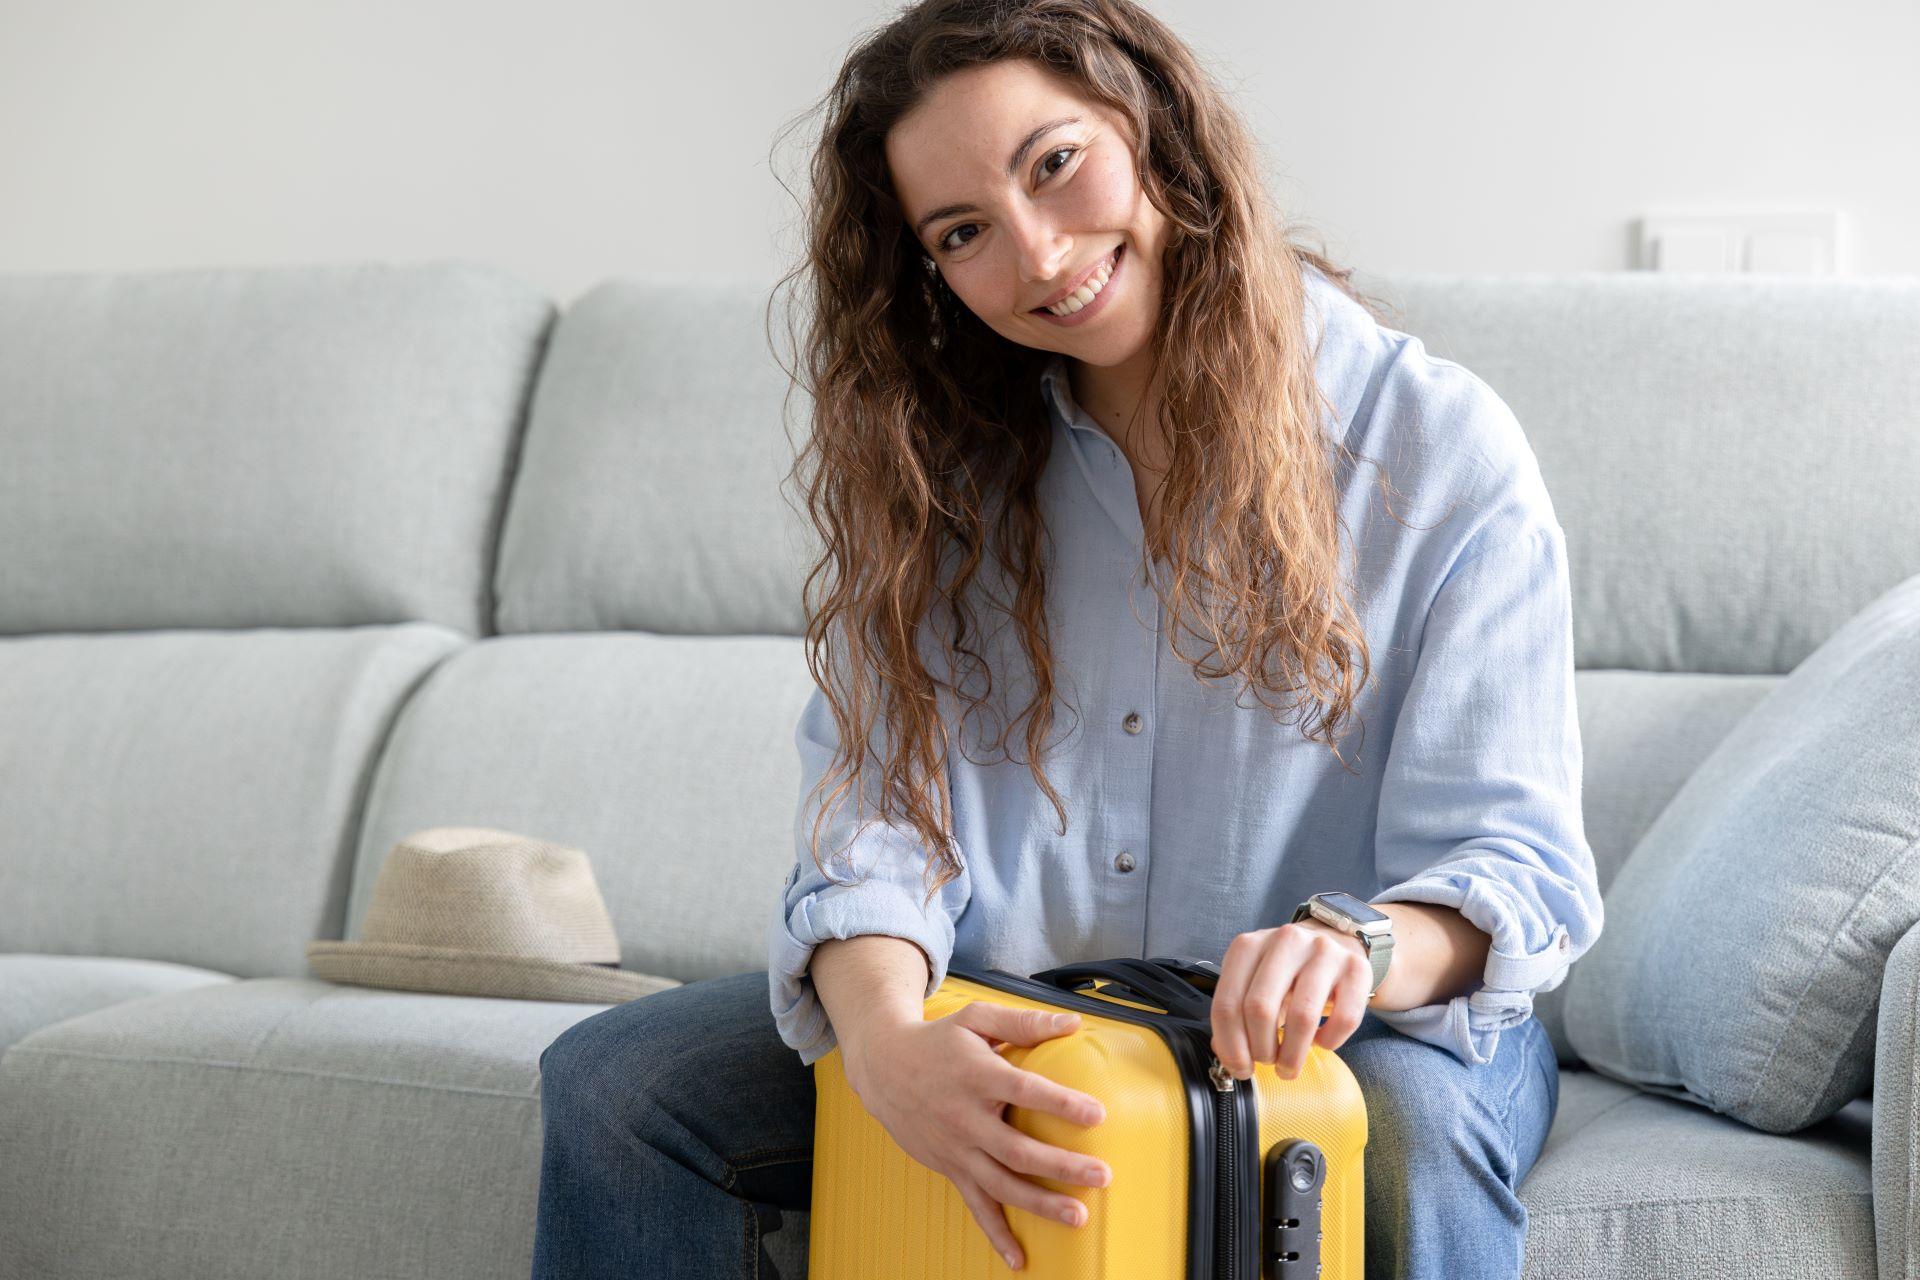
left=886, top=61, right=1168, bottom=360
left=530, top=3, right=1595, bottom=1279
left=785, top=31, right=1402, bottom=870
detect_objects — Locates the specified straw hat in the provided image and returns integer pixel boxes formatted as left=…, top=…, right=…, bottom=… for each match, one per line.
left=307, top=826, right=681, bottom=1004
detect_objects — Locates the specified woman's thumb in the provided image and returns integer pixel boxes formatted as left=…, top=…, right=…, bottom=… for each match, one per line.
left=970, top=1002, right=1081, bottom=1046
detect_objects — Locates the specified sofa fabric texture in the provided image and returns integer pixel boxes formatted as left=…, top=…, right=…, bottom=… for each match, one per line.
left=0, top=261, right=554, bottom=636
left=2, top=260, right=1916, bottom=1280
left=1564, top=570, right=1920, bottom=1133
left=0, top=624, right=468, bottom=977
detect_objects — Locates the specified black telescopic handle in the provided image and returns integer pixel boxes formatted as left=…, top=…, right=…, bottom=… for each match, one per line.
left=1029, top=957, right=1217, bottom=1022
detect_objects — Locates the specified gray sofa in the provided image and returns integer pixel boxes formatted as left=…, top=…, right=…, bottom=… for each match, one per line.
left=1, top=260, right=1913, bottom=1280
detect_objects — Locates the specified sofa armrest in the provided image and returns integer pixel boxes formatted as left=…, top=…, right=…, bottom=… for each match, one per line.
left=1877, top=920, right=1920, bottom=1280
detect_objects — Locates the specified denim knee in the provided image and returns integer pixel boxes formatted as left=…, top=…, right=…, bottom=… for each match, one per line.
left=1339, top=1025, right=1516, bottom=1184
left=1338, top=1019, right=1549, bottom=1280
left=536, top=972, right=814, bottom=1195
left=537, top=1003, right=641, bottom=1121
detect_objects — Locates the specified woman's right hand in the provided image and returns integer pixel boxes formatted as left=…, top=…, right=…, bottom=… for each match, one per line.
left=844, top=1002, right=1114, bottom=1272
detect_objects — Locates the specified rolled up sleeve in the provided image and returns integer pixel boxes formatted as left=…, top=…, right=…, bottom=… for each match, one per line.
left=766, top=680, right=971, bottom=1067
left=1369, top=520, right=1603, bottom=1066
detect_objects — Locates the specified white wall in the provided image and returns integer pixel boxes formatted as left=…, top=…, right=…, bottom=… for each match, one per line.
left=0, top=0, right=1912, bottom=305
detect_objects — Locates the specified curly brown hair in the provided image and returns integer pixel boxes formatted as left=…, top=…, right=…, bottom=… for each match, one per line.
left=766, top=0, right=1421, bottom=913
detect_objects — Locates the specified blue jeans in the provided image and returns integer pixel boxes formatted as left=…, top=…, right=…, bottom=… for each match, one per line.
left=530, top=969, right=1559, bottom=1279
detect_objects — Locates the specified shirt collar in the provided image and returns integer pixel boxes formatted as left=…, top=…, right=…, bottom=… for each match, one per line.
left=1038, top=352, right=1107, bottom=442
left=1299, top=262, right=1381, bottom=447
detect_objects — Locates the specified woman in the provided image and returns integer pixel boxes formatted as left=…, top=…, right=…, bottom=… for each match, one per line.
left=532, top=2, right=1601, bottom=1277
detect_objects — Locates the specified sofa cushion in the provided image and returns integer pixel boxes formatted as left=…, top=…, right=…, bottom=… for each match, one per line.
left=0, top=954, right=233, bottom=1055
left=0, top=261, right=554, bottom=636
left=1519, top=1070, right=1875, bottom=1279
left=0, top=977, right=601, bottom=1280
left=1564, top=570, right=1920, bottom=1132
left=493, top=277, right=815, bottom=636
left=1533, top=668, right=1777, bottom=1066
left=1377, top=272, right=1920, bottom=677
left=343, top=631, right=812, bottom=984
left=0, top=624, right=467, bottom=977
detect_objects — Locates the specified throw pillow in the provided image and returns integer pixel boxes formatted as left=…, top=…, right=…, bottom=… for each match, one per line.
left=1563, top=570, right=1920, bottom=1133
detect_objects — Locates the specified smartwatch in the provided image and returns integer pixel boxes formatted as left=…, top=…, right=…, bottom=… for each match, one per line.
left=1291, top=891, right=1395, bottom=999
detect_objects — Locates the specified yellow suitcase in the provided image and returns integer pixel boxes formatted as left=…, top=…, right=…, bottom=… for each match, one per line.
left=808, top=955, right=1366, bottom=1279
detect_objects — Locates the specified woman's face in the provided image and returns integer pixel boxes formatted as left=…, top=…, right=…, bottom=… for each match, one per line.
left=886, top=59, right=1168, bottom=366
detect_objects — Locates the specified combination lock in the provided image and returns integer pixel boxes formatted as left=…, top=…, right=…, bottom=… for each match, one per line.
left=1263, top=1139, right=1325, bottom=1277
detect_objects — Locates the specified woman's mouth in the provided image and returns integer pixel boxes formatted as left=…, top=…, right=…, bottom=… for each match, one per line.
left=1031, top=242, right=1124, bottom=327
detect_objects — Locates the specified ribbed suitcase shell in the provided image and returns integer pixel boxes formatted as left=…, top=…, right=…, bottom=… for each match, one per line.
left=808, top=956, right=1366, bottom=1279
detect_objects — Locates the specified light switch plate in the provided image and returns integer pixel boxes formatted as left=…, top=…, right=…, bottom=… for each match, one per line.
left=1653, top=226, right=1734, bottom=272
left=1636, top=209, right=1844, bottom=274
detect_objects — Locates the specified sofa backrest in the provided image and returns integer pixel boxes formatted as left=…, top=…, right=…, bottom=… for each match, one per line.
left=0, top=261, right=553, bottom=636
left=335, top=276, right=834, bottom=984
left=0, top=262, right=553, bottom=975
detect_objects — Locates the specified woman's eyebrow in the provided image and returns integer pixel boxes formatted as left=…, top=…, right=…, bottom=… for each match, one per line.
left=911, top=115, right=1082, bottom=240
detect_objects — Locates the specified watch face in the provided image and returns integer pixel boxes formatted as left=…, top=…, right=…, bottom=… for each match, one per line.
left=1317, top=891, right=1388, bottom=926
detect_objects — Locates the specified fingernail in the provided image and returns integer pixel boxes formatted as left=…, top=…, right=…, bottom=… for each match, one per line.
left=1003, top=1249, right=1021, bottom=1269
left=1052, top=1013, right=1075, bottom=1027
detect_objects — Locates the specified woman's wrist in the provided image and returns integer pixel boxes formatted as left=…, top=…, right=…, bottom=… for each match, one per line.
left=810, top=934, right=933, bottom=1072
left=1366, top=902, right=1491, bottom=1010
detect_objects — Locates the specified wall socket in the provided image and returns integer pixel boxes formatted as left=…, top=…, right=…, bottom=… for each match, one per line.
left=1635, top=209, right=1844, bottom=274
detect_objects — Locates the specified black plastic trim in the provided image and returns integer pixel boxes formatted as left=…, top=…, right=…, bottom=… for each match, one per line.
left=1230, top=1082, right=1262, bottom=1280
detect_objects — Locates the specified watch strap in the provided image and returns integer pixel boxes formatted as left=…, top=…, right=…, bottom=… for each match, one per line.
left=1292, top=896, right=1394, bottom=998
left=1361, top=929, right=1393, bottom=997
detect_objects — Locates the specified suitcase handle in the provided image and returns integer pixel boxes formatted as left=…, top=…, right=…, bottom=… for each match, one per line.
left=1029, top=957, right=1217, bottom=1022
left=1143, top=954, right=1225, bottom=992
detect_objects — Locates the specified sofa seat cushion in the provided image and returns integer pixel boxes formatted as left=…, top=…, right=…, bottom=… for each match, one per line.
left=0, top=977, right=608, bottom=1280
left=0, top=953, right=234, bottom=1055
left=1521, top=1070, right=1875, bottom=1278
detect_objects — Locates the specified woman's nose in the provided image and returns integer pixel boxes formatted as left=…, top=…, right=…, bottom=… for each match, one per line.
left=1008, top=214, right=1072, bottom=281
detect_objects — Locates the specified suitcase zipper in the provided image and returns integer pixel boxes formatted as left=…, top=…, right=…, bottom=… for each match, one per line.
left=1207, top=1054, right=1240, bottom=1280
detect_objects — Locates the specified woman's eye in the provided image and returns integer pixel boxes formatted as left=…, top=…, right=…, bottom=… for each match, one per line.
left=1038, top=146, right=1077, bottom=179
left=938, top=224, right=979, bottom=253
left=935, top=147, right=1079, bottom=255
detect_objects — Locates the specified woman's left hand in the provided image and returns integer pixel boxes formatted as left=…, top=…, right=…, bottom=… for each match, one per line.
left=1209, top=920, right=1373, bottom=1081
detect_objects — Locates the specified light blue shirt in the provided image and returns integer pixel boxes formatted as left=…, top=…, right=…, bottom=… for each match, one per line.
left=767, top=264, right=1603, bottom=1069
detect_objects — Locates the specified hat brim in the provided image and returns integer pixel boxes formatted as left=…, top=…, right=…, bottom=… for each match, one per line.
left=306, top=940, right=680, bottom=1005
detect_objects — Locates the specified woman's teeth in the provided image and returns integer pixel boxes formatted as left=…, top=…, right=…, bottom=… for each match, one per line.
left=1041, top=247, right=1118, bottom=316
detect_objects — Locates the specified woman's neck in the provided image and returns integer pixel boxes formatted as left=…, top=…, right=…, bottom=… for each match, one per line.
left=1067, top=351, right=1170, bottom=472
left=1068, top=351, right=1174, bottom=540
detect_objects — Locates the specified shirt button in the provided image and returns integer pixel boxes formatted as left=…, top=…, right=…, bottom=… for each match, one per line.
left=1122, top=712, right=1143, bottom=734
left=1114, top=851, right=1136, bottom=873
